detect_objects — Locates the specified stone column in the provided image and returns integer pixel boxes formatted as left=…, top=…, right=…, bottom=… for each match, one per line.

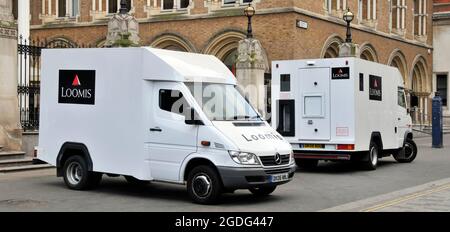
left=339, top=42, right=360, bottom=57
left=235, top=38, right=268, bottom=118
left=0, top=0, right=22, bottom=150
left=104, top=1, right=140, bottom=47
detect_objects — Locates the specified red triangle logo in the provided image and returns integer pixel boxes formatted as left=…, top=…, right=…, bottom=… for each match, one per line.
left=374, top=80, right=378, bottom=88
left=72, top=75, right=81, bottom=86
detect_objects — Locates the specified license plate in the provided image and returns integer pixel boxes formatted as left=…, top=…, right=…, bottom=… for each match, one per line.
left=303, top=144, right=325, bottom=149
left=270, top=173, right=289, bottom=183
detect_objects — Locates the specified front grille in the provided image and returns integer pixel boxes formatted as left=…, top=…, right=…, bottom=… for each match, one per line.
left=265, top=168, right=291, bottom=175
left=259, top=154, right=290, bottom=166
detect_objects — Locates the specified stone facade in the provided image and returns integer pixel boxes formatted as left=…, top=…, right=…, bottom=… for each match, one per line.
left=0, top=0, right=21, bottom=150
left=433, top=0, right=450, bottom=118
left=29, top=0, right=434, bottom=122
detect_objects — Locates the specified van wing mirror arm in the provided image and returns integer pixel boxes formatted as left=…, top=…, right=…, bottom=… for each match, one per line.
left=185, top=107, right=204, bottom=125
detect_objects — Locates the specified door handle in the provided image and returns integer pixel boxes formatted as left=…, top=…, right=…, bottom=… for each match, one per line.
left=150, top=127, right=162, bottom=132
left=398, top=118, right=401, bottom=121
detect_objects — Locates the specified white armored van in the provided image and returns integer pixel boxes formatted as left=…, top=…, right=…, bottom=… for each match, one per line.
left=271, top=58, right=417, bottom=170
left=37, top=47, right=295, bottom=204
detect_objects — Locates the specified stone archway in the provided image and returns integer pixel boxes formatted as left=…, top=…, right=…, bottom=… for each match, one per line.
left=359, top=43, right=378, bottom=62
left=45, top=37, right=77, bottom=48
left=409, top=55, right=430, bottom=124
left=150, top=33, right=196, bottom=52
left=388, top=49, right=408, bottom=86
left=321, top=34, right=344, bottom=58
left=203, top=30, right=246, bottom=61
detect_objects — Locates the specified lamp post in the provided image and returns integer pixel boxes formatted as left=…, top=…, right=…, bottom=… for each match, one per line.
left=244, top=4, right=255, bottom=39
left=119, top=0, right=128, bottom=14
left=343, top=8, right=354, bottom=43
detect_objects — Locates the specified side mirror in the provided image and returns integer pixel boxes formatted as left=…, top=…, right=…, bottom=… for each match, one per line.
left=185, top=107, right=204, bottom=125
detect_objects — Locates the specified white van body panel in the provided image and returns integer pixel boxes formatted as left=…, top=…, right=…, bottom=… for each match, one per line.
left=39, top=47, right=295, bottom=186
left=271, top=58, right=412, bottom=154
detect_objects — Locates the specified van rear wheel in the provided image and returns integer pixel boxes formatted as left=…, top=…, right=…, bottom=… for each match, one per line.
left=63, top=155, right=102, bottom=190
left=249, top=186, right=277, bottom=196
left=394, top=138, right=418, bottom=163
left=295, top=159, right=319, bottom=170
left=362, top=142, right=379, bottom=170
left=187, top=165, right=223, bottom=205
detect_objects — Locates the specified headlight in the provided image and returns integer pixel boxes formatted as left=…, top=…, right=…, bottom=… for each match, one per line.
left=228, top=151, right=260, bottom=165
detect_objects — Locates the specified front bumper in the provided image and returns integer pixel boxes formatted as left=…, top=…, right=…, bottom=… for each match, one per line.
left=217, top=164, right=296, bottom=189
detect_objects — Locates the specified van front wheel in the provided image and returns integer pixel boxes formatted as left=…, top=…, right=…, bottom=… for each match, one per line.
left=187, top=165, right=223, bottom=205
left=394, top=139, right=418, bottom=163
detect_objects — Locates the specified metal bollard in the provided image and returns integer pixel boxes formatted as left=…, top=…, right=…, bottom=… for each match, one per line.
left=432, top=93, right=443, bottom=148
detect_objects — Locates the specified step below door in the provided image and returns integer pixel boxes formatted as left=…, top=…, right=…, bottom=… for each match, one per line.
left=298, top=68, right=331, bottom=141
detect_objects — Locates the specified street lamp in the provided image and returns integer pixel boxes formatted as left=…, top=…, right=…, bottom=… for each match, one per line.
left=244, top=4, right=255, bottom=39
left=119, top=0, right=129, bottom=14
left=343, top=8, right=354, bottom=43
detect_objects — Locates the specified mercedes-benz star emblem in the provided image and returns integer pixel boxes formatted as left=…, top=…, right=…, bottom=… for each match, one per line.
left=274, top=153, right=282, bottom=165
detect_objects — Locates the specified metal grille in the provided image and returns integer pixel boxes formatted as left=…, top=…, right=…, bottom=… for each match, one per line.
left=259, top=154, right=290, bottom=166
left=17, top=36, right=92, bottom=131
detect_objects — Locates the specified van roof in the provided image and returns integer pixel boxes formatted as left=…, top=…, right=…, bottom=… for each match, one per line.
left=142, top=47, right=236, bottom=85
left=42, top=47, right=237, bottom=85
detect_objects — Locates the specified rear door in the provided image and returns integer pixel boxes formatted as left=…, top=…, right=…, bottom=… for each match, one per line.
left=298, top=68, right=331, bottom=141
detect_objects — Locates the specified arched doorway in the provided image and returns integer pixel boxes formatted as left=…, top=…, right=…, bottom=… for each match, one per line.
left=321, top=34, right=344, bottom=58
left=150, top=33, right=196, bottom=52
left=359, top=43, right=378, bottom=62
left=410, top=56, right=429, bottom=124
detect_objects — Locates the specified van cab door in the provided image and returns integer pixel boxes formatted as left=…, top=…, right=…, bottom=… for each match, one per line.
left=396, top=87, right=409, bottom=147
left=147, top=82, right=198, bottom=182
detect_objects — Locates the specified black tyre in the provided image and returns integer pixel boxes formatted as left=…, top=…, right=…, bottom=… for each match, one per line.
left=362, top=141, right=379, bottom=170
left=124, top=175, right=150, bottom=186
left=394, top=138, right=418, bottom=163
left=295, top=159, right=319, bottom=170
left=63, top=155, right=102, bottom=190
left=249, top=186, right=277, bottom=196
left=187, top=165, right=223, bottom=205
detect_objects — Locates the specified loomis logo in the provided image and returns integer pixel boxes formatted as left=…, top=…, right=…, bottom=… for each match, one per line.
left=58, top=70, right=95, bottom=105
left=369, top=75, right=382, bottom=101
left=331, top=67, right=350, bottom=80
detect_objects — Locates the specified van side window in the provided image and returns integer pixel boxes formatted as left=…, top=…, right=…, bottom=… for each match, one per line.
left=277, top=100, right=295, bottom=136
left=280, top=74, right=291, bottom=92
left=398, top=87, right=407, bottom=108
left=159, top=89, right=187, bottom=115
left=359, top=73, right=364, bottom=91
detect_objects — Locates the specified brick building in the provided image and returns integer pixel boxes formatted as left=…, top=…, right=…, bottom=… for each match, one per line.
left=433, top=0, right=450, bottom=119
left=28, top=0, right=434, bottom=123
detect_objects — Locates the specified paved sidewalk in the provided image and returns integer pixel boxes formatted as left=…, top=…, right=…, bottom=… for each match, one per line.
left=322, top=177, right=450, bottom=212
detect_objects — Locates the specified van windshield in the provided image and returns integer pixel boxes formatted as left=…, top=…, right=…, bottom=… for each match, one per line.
left=186, top=83, right=261, bottom=121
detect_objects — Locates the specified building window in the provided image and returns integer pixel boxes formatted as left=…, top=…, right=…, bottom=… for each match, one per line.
left=223, top=49, right=238, bottom=75
left=223, top=0, right=252, bottom=6
left=12, top=0, right=18, bottom=20
left=414, top=0, right=427, bottom=36
left=391, top=0, right=406, bottom=31
left=359, top=0, right=377, bottom=21
left=58, top=0, right=67, bottom=17
left=163, top=0, right=174, bottom=10
left=179, top=0, right=190, bottom=9
left=437, top=74, right=448, bottom=107
left=71, top=0, right=79, bottom=17
left=326, top=0, right=347, bottom=12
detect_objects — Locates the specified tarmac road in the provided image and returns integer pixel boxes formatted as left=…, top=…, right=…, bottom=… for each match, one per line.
left=0, top=134, right=449, bottom=212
